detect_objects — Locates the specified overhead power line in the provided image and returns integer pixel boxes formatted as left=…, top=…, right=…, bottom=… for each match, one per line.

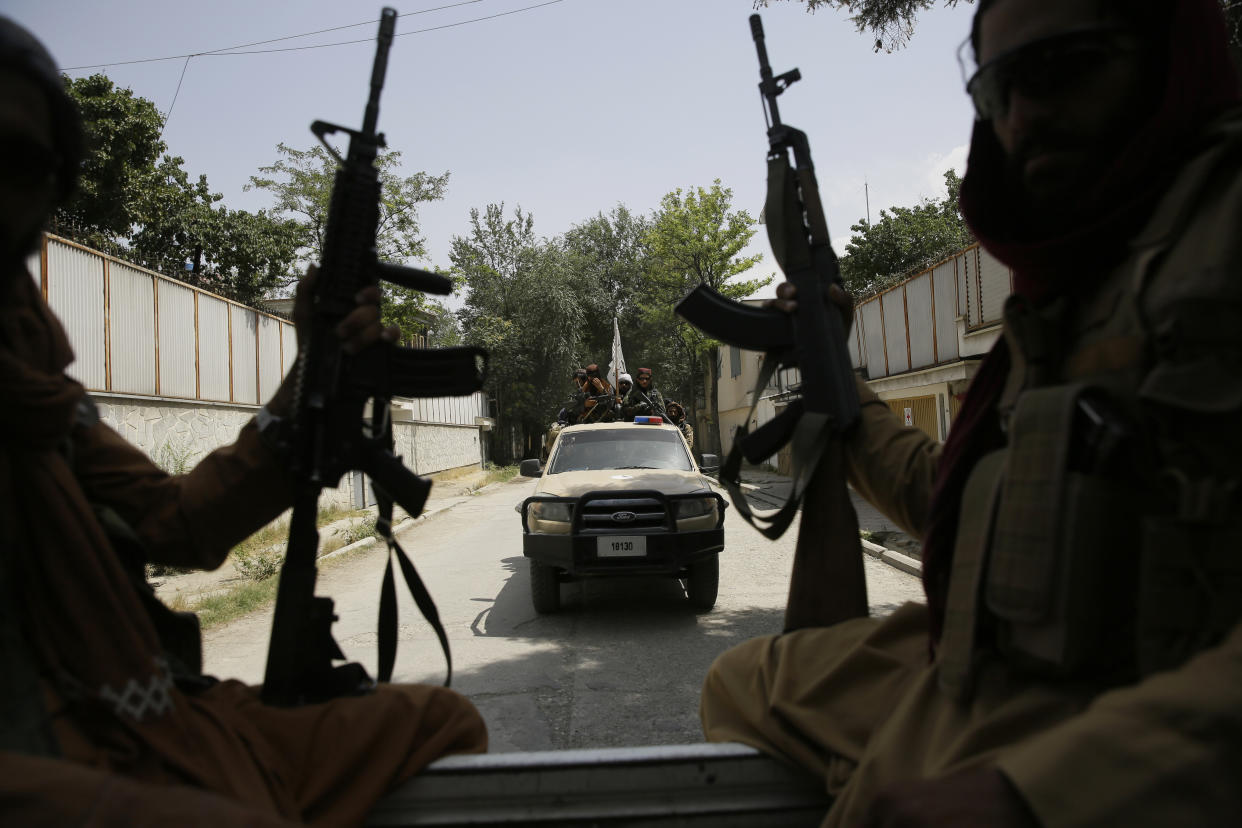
left=62, top=0, right=556, bottom=71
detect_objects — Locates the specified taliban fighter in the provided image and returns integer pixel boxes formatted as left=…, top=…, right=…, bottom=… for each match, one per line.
left=700, top=0, right=1242, bottom=825
left=0, top=17, right=485, bottom=825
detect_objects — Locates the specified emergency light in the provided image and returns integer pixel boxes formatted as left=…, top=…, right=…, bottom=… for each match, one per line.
left=634, top=416, right=664, bottom=425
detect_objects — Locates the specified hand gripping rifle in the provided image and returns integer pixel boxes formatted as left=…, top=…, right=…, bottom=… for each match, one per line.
left=262, top=7, right=487, bottom=705
left=675, top=14, right=867, bottom=630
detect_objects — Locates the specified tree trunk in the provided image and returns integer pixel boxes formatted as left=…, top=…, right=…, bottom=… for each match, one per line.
left=705, top=347, right=722, bottom=458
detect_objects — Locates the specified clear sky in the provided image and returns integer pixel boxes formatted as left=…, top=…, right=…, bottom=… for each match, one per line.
left=9, top=0, right=980, bottom=300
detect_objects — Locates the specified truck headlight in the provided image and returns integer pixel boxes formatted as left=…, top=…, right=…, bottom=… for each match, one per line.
left=673, top=497, right=717, bottom=519
left=531, top=501, right=574, bottom=522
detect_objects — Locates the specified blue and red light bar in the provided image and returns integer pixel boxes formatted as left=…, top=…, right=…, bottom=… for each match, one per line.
left=634, top=416, right=664, bottom=425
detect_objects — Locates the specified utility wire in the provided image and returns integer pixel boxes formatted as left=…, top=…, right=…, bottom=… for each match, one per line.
left=203, top=1, right=563, bottom=57
left=162, top=55, right=193, bottom=131
left=62, top=0, right=491, bottom=70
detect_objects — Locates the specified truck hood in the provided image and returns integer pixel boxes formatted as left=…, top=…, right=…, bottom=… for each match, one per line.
left=537, top=469, right=712, bottom=499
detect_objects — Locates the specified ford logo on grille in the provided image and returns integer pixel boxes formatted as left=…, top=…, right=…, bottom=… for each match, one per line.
left=611, top=511, right=637, bottom=523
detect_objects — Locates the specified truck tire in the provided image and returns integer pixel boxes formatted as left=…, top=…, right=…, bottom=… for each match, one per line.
left=530, top=561, right=561, bottom=613
left=685, top=554, right=719, bottom=611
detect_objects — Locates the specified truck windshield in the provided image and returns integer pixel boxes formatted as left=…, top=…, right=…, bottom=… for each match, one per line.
left=548, top=428, right=693, bottom=474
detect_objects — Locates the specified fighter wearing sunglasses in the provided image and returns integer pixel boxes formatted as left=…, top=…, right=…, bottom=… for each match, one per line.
left=702, top=0, right=1242, bottom=825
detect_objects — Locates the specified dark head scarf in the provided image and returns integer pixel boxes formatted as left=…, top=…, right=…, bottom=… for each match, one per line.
left=921, top=0, right=1241, bottom=642
left=0, top=16, right=83, bottom=203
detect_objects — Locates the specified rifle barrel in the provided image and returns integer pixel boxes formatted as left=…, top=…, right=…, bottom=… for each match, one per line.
left=364, top=7, right=398, bottom=136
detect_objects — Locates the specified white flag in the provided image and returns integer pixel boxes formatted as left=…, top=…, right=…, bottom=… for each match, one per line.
left=606, top=316, right=626, bottom=389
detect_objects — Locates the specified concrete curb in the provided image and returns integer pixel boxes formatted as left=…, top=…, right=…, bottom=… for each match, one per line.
left=716, top=474, right=923, bottom=580
left=861, top=538, right=922, bottom=577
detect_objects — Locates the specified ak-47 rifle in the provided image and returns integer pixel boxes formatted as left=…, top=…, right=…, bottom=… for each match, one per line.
left=261, top=7, right=487, bottom=706
left=676, top=14, right=867, bottom=631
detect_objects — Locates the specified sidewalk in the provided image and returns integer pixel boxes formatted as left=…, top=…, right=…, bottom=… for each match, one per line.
left=153, top=465, right=507, bottom=606
left=719, top=464, right=923, bottom=572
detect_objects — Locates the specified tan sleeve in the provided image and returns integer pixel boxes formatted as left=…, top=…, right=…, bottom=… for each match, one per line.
left=843, top=376, right=942, bottom=538
left=996, top=620, right=1242, bottom=826
left=71, top=417, right=294, bottom=571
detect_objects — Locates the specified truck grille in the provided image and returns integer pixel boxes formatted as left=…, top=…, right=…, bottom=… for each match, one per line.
left=577, top=496, right=668, bottom=534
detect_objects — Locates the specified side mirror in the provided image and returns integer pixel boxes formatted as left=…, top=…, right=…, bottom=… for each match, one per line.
left=700, top=454, right=719, bottom=475
left=519, top=458, right=543, bottom=478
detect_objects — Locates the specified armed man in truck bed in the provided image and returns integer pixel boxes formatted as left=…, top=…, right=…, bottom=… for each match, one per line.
left=0, top=17, right=485, bottom=825
left=701, top=0, right=1242, bottom=825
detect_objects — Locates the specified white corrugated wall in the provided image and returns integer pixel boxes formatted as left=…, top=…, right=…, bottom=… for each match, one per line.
left=905, top=273, right=935, bottom=370
left=108, top=263, right=157, bottom=396
left=198, top=295, right=231, bottom=401
left=881, top=290, right=909, bottom=375
left=47, top=240, right=106, bottom=389
left=157, top=280, right=196, bottom=398
left=257, top=314, right=283, bottom=402
left=230, top=305, right=258, bottom=405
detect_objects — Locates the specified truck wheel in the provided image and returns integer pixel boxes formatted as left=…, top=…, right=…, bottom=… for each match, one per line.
left=686, top=554, right=719, bottom=611
left=530, top=561, right=561, bottom=613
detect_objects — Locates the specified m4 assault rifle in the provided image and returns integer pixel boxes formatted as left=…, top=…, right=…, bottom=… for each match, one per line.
left=262, top=7, right=487, bottom=705
left=675, top=14, right=867, bottom=631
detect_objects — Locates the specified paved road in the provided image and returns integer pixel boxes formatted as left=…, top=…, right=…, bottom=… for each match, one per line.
left=203, top=476, right=925, bottom=753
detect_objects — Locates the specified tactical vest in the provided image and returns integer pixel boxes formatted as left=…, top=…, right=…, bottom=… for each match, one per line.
left=939, top=110, right=1242, bottom=699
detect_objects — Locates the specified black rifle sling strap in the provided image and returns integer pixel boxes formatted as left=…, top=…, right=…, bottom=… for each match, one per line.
left=371, top=408, right=452, bottom=688
left=718, top=355, right=833, bottom=541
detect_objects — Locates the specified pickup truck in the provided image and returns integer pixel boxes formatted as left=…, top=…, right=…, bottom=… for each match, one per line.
left=516, top=419, right=727, bottom=613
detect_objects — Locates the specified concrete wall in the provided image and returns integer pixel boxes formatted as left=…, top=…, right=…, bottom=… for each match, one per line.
left=393, top=421, right=483, bottom=476
left=92, top=393, right=485, bottom=509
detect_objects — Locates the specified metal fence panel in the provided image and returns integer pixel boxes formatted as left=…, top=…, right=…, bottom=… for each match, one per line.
left=27, top=250, right=41, bottom=291
left=847, top=318, right=861, bottom=369
left=881, top=290, right=909, bottom=375
left=955, top=252, right=968, bottom=318
left=905, top=273, right=935, bottom=371
left=978, top=247, right=1011, bottom=326
left=281, top=324, right=298, bottom=380
left=109, top=263, right=157, bottom=396
left=198, top=296, right=231, bottom=401
left=257, top=314, right=283, bottom=403
left=859, top=299, right=886, bottom=378
left=157, top=280, right=196, bottom=398
left=47, top=240, right=105, bottom=389
left=230, top=305, right=258, bottom=405
left=933, top=262, right=960, bottom=363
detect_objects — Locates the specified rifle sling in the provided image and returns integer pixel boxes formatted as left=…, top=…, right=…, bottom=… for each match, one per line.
left=374, top=482, right=452, bottom=687
left=718, top=355, right=868, bottom=631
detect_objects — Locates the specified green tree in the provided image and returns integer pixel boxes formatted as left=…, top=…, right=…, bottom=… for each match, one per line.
left=453, top=204, right=591, bottom=462
left=57, top=73, right=165, bottom=248
left=642, top=180, right=770, bottom=455
left=57, top=74, right=301, bottom=305
left=755, top=0, right=1242, bottom=52
left=752, top=0, right=966, bottom=51
left=247, top=142, right=453, bottom=340
left=562, top=205, right=652, bottom=365
left=839, top=168, right=972, bottom=298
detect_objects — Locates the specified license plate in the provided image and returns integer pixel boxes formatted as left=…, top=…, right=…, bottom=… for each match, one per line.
left=597, top=536, right=647, bottom=557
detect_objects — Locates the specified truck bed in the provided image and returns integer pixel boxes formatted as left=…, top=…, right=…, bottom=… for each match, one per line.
left=368, top=742, right=832, bottom=826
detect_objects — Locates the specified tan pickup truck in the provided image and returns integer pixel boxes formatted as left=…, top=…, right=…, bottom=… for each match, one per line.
left=517, top=420, right=726, bottom=613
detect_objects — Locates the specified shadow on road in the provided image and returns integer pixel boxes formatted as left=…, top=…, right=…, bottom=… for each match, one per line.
left=453, top=557, right=788, bottom=750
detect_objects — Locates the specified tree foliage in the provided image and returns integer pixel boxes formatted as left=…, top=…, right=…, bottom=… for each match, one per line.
left=754, top=0, right=1241, bottom=52
left=453, top=204, right=592, bottom=461
left=641, top=181, right=770, bottom=454
left=247, top=142, right=454, bottom=341
left=840, top=169, right=972, bottom=298
left=752, top=0, right=966, bottom=51
left=56, top=74, right=301, bottom=306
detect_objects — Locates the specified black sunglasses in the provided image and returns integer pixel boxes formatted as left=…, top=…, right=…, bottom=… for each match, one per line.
left=960, top=26, right=1138, bottom=121
left=0, top=134, right=60, bottom=189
